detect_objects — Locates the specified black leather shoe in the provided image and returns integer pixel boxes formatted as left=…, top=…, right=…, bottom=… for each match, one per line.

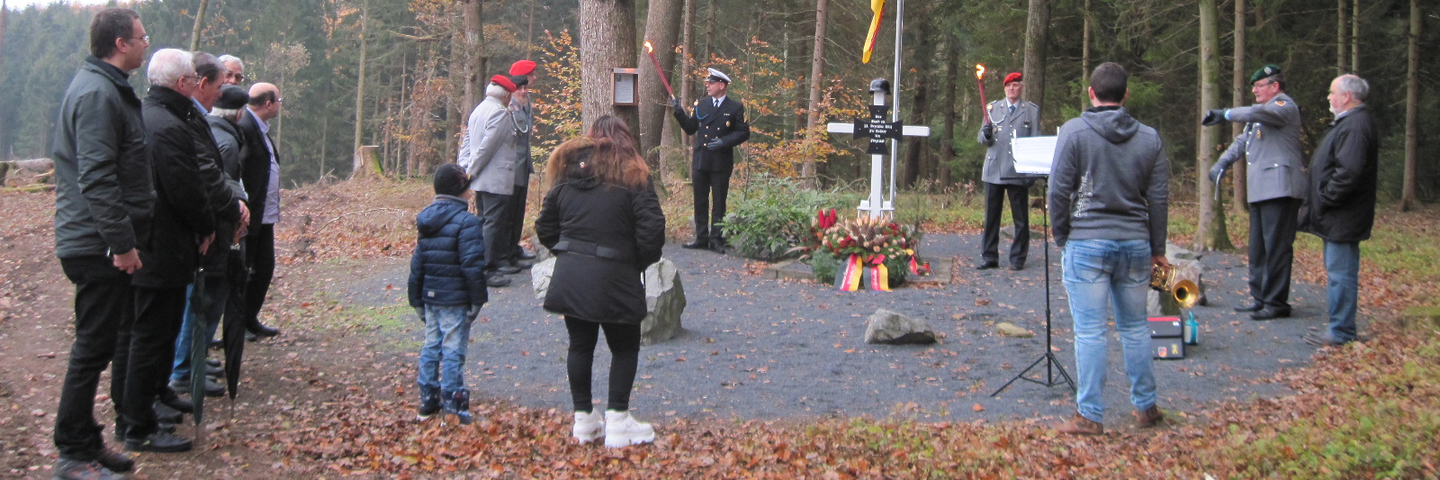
left=1233, top=302, right=1264, bottom=312
left=124, top=431, right=193, bottom=453
left=114, top=422, right=175, bottom=442
left=1009, top=263, right=1025, bottom=271
left=97, top=448, right=134, bottom=473
left=206, top=363, right=224, bottom=376
left=484, top=272, right=512, bottom=288
left=975, top=262, right=999, bottom=270
left=1250, top=308, right=1291, bottom=320
left=250, top=324, right=280, bottom=338
left=158, top=393, right=193, bottom=413
left=682, top=239, right=709, bottom=249
left=709, top=243, right=726, bottom=254
left=495, top=264, right=523, bottom=275
left=206, top=358, right=221, bottom=367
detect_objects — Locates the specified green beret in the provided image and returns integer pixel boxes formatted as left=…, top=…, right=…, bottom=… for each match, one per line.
left=1250, top=64, right=1281, bottom=84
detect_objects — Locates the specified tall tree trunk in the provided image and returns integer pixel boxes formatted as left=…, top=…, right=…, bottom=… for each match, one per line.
left=638, top=0, right=683, bottom=185
left=901, top=4, right=934, bottom=189
left=1336, top=0, right=1347, bottom=75
left=188, top=0, right=210, bottom=52
left=1195, top=0, right=1233, bottom=252
left=801, top=0, right=829, bottom=184
left=1022, top=0, right=1051, bottom=120
left=1080, top=0, right=1090, bottom=112
left=1232, top=0, right=1248, bottom=208
left=1401, top=0, right=1420, bottom=211
left=676, top=0, right=696, bottom=182
left=579, top=0, right=639, bottom=134
left=939, top=31, right=957, bottom=189
left=1351, top=0, right=1360, bottom=73
left=0, top=0, right=7, bottom=83
left=462, top=0, right=486, bottom=119
left=352, top=0, right=368, bottom=157
left=526, top=1, right=536, bottom=59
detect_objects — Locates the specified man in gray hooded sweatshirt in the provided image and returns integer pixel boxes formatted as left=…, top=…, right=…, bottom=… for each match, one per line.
left=1048, top=62, right=1170, bottom=436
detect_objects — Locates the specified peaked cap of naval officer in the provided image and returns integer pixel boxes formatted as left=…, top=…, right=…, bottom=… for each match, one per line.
left=705, top=67, right=731, bottom=84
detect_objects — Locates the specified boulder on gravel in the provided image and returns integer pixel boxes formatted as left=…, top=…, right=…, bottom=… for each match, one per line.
left=864, top=309, right=936, bottom=345
left=530, top=257, right=686, bottom=345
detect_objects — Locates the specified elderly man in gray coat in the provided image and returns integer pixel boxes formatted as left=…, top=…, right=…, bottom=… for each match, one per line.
left=976, top=72, right=1040, bottom=271
left=458, top=75, right=518, bottom=288
left=1205, top=64, right=1308, bottom=321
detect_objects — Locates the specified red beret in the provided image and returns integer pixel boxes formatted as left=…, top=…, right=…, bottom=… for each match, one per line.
left=1004, top=72, right=1023, bottom=85
left=509, top=60, right=537, bottom=76
left=491, top=74, right=517, bottom=92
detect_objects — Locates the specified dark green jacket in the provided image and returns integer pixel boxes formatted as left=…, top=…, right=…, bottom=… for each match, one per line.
left=51, top=56, right=153, bottom=259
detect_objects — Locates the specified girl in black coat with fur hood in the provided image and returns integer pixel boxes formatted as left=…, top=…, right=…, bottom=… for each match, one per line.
left=536, top=116, right=665, bottom=448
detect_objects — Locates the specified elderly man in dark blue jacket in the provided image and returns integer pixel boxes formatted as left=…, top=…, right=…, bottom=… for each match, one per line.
left=409, top=164, right=489, bottom=425
left=1302, top=74, right=1378, bottom=347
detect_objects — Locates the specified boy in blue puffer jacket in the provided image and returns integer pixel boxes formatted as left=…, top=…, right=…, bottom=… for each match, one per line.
left=408, top=164, right=489, bottom=424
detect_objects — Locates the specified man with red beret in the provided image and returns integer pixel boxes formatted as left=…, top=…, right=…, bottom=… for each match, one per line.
left=976, top=71, right=1040, bottom=271
left=497, top=60, right=539, bottom=272
left=458, top=74, right=519, bottom=287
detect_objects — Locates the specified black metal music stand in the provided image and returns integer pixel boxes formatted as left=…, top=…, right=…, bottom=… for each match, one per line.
left=991, top=175, right=1075, bottom=397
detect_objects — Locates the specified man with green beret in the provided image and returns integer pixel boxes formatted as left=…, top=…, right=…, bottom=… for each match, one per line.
left=1203, top=64, right=1307, bottom=321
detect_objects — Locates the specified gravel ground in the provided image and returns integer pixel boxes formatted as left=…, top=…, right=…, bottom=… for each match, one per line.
left=356, top=233, right=1336, bottom=426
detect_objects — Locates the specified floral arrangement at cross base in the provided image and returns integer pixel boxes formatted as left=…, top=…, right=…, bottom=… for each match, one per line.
left=795, top=209, right=929, bottom=291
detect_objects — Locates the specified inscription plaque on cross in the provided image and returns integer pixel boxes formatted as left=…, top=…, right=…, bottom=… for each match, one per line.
left=827, top=78, right=930, bottom=218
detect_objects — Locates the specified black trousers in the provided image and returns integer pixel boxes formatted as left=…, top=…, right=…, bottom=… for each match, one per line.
left=691, top=169, right=732, bottom=242
left=980, top=182, right=1031, bottom=266
left=476, top=191, right=514, bottom=270
left=1247, top=198, right=1300, bottom=310
left=122, top=286, right=186, bottom=439
left=243, top=223, right=275, bottom=331
left=564, top=316, right=641, bottom=413
left=502, top=184, right=528, bottom=260
left=54, top=256, right=133, bottom=461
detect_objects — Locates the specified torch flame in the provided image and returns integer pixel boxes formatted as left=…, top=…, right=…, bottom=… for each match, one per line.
left=975, top=64, right=985, bottom=80
left=644, top=41, right=653, bottom=53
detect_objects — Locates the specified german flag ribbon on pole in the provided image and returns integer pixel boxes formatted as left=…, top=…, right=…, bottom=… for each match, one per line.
left=862, top=0, right=886, bottom=64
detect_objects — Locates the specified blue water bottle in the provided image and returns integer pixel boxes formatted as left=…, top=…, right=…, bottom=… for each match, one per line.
left=1184, top=311, right=1199, bottom=345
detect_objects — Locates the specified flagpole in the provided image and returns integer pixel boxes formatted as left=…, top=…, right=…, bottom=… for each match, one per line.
left=887, top=0, right=903, bottom=209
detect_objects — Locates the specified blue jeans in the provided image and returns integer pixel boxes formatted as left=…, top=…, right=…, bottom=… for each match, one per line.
left=1323, top=241, right=1360, bottom=342
left=417, top=304, right=473, bottom=393
left=172, top=278, right=226, bottom=382
left=1062, top=239, right=1157, bottom=423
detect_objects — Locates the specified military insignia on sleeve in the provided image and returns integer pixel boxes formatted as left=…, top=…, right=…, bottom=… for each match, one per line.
left=1276, top=100, right=1286, bottom=106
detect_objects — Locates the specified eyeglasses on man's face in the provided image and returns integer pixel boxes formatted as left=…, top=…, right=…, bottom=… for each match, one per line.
left=128, top=35, right=150, bottom=44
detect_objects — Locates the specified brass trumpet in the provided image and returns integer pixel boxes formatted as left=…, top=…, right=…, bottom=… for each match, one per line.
left=1150, top=263, right=1200, bottom=309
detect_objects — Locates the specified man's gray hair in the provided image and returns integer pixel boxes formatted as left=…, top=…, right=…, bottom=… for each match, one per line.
left=210, top=107, right=242, bottom=121
left=1336, top=74, right=1368, bottom=102
left=218, top=54, right=244, bottom=71
left=147, top=48, right=194, bottom=88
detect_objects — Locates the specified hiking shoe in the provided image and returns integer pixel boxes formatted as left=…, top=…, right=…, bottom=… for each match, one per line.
left=124, top=431, right=193, bottom=453
left=1056, top=413, right=1104, bottom=436
left=417, top=386, right=442, bottom=421
left=603, top=410, right=655, bottom=448
left=52, top=458, right=117, bottom=480
left=1136, top=406, right=1165, bottom=428
left=573, top=410, right=605, bottom=444
left=96, top=449, right=133, bottom=473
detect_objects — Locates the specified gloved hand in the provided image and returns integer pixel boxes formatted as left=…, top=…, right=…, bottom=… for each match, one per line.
left=1201, top=109, right=1227, bottom=127
left=981, top=123, right=994, bottom=140
left=671, top=98, right=684, bottom=115
left=1208, top=163, right=1227, bottom=185
left=706, top=139, right=723, bottom=151
left=413, top=307, right=426, bottom=323
left=467, top=304, right=482, bottom=321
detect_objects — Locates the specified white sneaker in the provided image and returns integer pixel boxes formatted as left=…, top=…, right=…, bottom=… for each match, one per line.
left=572, top=410, right=605, bottom=444
left=603, top=410, right=655, bottom=448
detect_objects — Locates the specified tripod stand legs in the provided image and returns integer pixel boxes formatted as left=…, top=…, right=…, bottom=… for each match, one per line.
left=990, top=351, right=1075, bottom=397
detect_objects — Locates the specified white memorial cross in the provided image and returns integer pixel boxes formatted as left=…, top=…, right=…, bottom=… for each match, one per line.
left=826, top=83, right=931, bottom=218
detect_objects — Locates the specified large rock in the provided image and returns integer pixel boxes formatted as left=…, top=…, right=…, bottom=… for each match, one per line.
left=1148, top=243, right=1208, bottom=316
left=996, top=321, right=1035, bottom=338
left=529, top=257, right=686, bottom=346
left=864, top=309, right=936, bottom=345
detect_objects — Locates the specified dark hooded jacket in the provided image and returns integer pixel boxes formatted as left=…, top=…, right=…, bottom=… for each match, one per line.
left=52, top=56, right=153, bottom=259
left=1305, top=105, right=1378, bottom=243
left=132, top=86, right=219, bottom=288
left=536, top=140, right=666, bottom=323
left=408, top=195, right=489, bottom=308
left=1048, top=106, right=1170, bottom=254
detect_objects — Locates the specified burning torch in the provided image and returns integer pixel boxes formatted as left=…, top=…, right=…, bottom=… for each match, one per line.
left=975, top=64, right=992, bottom=125
left=643, top=40, right=676, bottom=101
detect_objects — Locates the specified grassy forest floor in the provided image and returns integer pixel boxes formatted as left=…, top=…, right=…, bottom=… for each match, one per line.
left=3, top=178, right=1438, bottom=479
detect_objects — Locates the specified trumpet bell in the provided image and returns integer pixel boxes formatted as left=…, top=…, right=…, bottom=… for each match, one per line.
left=1172, top=279, right=1199, bottom=309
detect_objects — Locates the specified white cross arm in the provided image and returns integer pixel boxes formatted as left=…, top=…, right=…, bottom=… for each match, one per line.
left=826, top=122, right=854, bottom=134
left=902, top=126, right=930, bottom=137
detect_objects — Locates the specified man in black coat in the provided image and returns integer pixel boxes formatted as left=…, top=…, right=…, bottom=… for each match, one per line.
left=123, top=48, right=234, bottom=454
left=671, top=68, right=750, bottom=253
left=238, top=82, right=284, bottom=339
left=1302, top=74, right=1379, bottom=347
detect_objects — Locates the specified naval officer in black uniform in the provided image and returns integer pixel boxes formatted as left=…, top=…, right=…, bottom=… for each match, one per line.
left=672, top=68, right=750, bottom=253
